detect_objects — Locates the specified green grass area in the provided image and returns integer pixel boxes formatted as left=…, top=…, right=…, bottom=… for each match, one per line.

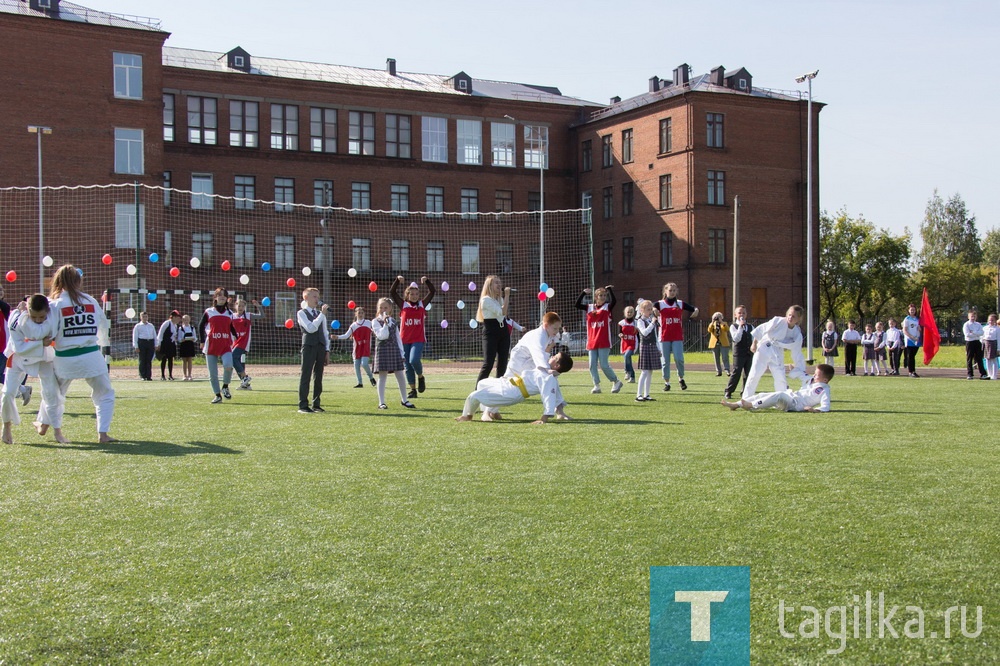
left=1, top=368, right=996, bottom=663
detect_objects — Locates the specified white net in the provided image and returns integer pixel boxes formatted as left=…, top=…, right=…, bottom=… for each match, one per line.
left=0, top=184, right=593, bottom=363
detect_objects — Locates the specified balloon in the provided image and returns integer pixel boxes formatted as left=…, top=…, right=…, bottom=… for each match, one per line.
left=539, top=282, right=549, bottom=292
left=124, top=307, right=136, bottom=319
left=302, top=266, right=312, bottom=276
left=189, top=257, right=201, bottom=268
left=261, top=297, right=271, bottom=306
left=347, top=267, right=358, bottom=278
left=468, top=281, right=477, bottom=291
left=239, top=274, right=250, bottom=285
left=76, top=268, right=83, bottom=277
left=441, top=281, right=450, bottom=292
left=425, top=303, right=432, bottom=311
left=42, top=255, right=53, bottom=267
left=149, top=253, right=159, bottom=263
left=286, top=278, right=296, bottom=288
left=469, top=319, right=479, bottom=329
left=538, top=291, right=547, bottom=301
left=190, top=293, right=201, bottom=301
left=101, top=254, right=112, bottom=265
left=546, top=287, right=555, bottom=298
left=169, top=266, right=180, bottom=278
left=221, top=260, right=231, bottom=271
left=261, top=262, right=272, bottom=272
left=147, top=292, right=157, bottom=301
left=331, top=320, right=341, bottom=330
left=347, top=300, right=356, bottom=310
left=410, top=281, right=418, bottom=288
left=126, top=264, right=137, bottom=275
left=368, top=281, right=378, bottom=292
left=4, top=271, right=16, bottom=282
left=440, top=319, right=449, bottom=329
left=456, top=300, right=465, bottom=310
left=284, top=319, right=294, bottom=329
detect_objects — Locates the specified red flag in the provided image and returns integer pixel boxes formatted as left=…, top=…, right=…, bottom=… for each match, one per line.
left=919, top=287, right=941, bottom=365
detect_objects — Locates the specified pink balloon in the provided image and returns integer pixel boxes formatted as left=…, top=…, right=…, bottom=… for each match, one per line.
left=538, top=291, right=548, bottom=301
left=440, top=319, right=449, bottom=329
left=441, top=281, right=450, bottom=292
left=468, top=281, right=477, bottom=291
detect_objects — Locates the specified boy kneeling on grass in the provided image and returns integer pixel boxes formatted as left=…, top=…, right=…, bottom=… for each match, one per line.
left=722, top=363, right=834, bottom=413
left=457, top=352, right=573, bottom=425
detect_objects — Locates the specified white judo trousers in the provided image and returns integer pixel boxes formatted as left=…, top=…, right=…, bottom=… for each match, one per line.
left=741, top=343, right=791, bottom=399
left=1, top=359, right=59, bottom=426
left=464, top=369, right=561, bottom=417
left=745, top=390, right=796, bottom=412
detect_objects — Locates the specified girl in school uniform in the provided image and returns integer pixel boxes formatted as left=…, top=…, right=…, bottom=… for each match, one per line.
left=390, top=275, right=436, bottom=399
left=874, top=322, right=889, bottom=376
left=982, top=313, right=999, bottom=380
left=576, top=285, right=623, bottom=394
left=337, top=306, right=376, bottom=388
left=861, top=324, right=878, bottom=376
left=372, top=297, right=415, bottom=411
left=156, top=310, right=181, bottom=380
left=821, top=320, right=839, bottom=366
left=176, top=314, right=199, bottom=381
left=634, top=299, right=661, bottom=402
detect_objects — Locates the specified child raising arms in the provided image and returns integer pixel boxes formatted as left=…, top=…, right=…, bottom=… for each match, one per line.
left=390, top=275, right=436, bottom=399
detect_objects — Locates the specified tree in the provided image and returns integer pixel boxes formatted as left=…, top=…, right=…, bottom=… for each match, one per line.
left=918, top=190, right=982, bottom=266
left=981, top=228, right=1000, bottom=268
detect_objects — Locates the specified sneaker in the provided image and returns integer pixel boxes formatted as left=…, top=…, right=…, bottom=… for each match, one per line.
left=312, top=406, right=326, bottom=413
left=611, top=380, right=623, bottom=394
left=724, top=393, right=732, bottom=400
left=417, top=376, right=426, bottom=393
left=378, top=403, right=388, bottom=410
left=353, top=383, right=364, bottom=389
left=211, top=395, right=223, bottom=404
left=679, top=378, right=688, bottom=390
left=644, top=396, right=655, bottom=401
left=236, top=384, right=248, bottom=390
left=635, top=396, right=645, bottom=402
left=967, top=375, right=974, bottom=380
left=21, top=385, right=32, bottom=407
left=298, top=407, right=314, bottom=413
left=407, top=388, right=417, bottom=399
left=401, top=400, right=416, bottom=409
left=222, top=387, right=232, bottom=400
left=243, top=375, right=252, bottom=387
left=370, top=376, right=377, bottom=386
left=591, top=385, right=602, bottom=394
left=627, top=376, right=636, bottom=384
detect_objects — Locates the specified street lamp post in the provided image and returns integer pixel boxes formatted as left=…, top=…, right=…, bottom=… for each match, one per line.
left=321, top=183, right=334, bottom=303
left=27, top=125, right=52, bottom=293
left=504, top=115, right=546, bottom=321
left=795, top=70, right=818, bottom=363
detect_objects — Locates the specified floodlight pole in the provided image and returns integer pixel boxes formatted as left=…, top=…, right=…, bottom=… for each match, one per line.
left=28, top=125, right=52, bottom=293
left=796, top=70, right=818, bottom=362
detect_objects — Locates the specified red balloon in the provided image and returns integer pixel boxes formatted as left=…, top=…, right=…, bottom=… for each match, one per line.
left=347, top=300, right=356, bottom=309
left=169, top=266, right=180, bottom=278
left=5, top=271, right=16, bottom=282
left=284, top=318, right=294, bottom=329
left=101, top=253, right=112, bottom=265
left=538, top=291, right=548, bottom=301
left=286, top=277, right=296, bottom=288
left=368, top=281, right=378, bottom=292
left=221, top=260, right=232, bottom=271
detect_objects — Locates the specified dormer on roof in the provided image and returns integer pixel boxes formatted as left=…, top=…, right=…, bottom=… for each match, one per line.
left=724, top=67, right=752, bottom=93
left=29, top=0, right=60, bottom=13
left=447, top=71, right=473, bottom=94
left=225, top=47, right=251, bottom=73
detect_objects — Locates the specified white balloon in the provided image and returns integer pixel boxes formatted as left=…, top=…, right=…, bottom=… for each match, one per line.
left=425, top=303, right=432, bottom=311
left=189, top=257, right=201, bottom=268
left=469, top=319, right=479, bottom=329
left=42, top=255, right=53, bottom=267
left=190, top=292, right=201, bottom=301
left=347, top=267, right=358, bottom=277
left=302, top=266, right=312, bottom=276
left=301, top=300, right=308, bottom=309
left=124, top=307, right=136, bottom=319
left=456, top=300, right=465, bottom=310
left=239, top=274, right=250, bottom=285
left=126, top=264, right=137, bottom=275
left=546, top=287, right=555, bottom=298
left=410, top=281, right=418, bottom=288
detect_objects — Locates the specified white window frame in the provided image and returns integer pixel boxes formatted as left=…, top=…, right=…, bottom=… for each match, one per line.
left=274, top=177, right=295, bottom=212
left=234, top=233, right=255, bottom=268
left=491, top=121, right=515, bottom=167
left=422, top=116, right=448, bottom=163
left=524, top=125, right=548, bottom=169
left=274, top=235, right=295, bottom=269
left=114, top=128, right=143, bottom=175
left=391, top=239, right=410, bottom=272
left=274, top=291, right=296, bottom=327
left=191, top=173, right=214, bottom=210
left=427, top=241, right=444, bottom=273
left=113, top=52, right=142, bottom=100
left=114, top=202, right=145, bottom=249
left=352, top=238, right=371, bottom=272
left=461, top=242, right=480, bottom=274
left=456, top=119, right=482, bottom=165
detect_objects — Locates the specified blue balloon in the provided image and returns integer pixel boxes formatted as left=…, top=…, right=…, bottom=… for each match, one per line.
left=331, top=319, right=341, bottom=330
left=261, top=262, right=271, bottom=272
left=261, top=296, right=271, bottom=307
left=539, top=282, right=549, bottom=292
left=76, top=268, right=84, bottom=277
left=147, top=292, right=157, bottom=301
left=149, top=253, right=159, bottom=263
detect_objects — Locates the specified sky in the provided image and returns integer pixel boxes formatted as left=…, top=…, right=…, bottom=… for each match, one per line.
left=90, top=0, right=999, bottom=244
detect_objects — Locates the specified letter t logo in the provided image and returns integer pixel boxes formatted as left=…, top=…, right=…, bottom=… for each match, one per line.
left=674, top=590, right=729, bottom=641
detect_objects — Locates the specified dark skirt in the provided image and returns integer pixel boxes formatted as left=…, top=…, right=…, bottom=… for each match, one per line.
left=160, top=339, right=178, bottom=359
left=985, top=339, right=998, bottom=360
left=862, top=345, right=876, bottom=361
left=637, top=338, right=662, bottom=371
left=373, top=340, right=405, bottom=373
left=178, top=340, right=197, bottom=358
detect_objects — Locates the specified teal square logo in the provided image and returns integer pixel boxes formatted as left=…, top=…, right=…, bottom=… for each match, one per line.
left=650, top=566, right=750, bottom=665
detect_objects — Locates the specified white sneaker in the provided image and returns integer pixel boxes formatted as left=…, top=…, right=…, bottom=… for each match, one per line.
left=21, top=385, right=33, bottom=407
left=611, top=380, right=623, bottom=394
left=591, top=385, right=602, bottom=394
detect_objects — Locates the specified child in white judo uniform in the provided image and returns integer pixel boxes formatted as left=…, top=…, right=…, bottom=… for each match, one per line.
left=723, top=363, right=834, bottom=413
left=457, top=352, right=573, bottom=424
left=2, top=296, right=62, bottom=444
left=741, top=305, right=807, bottom=399
left=482, top=311, right=565, bottom=421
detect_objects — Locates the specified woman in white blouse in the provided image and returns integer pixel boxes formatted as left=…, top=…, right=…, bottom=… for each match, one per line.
left=475, top=275, right=512, bottom=382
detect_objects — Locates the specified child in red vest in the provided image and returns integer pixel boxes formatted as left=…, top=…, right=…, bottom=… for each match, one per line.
left=337, top=306, right=376, bottom=388
left=575, top=285, right=623, bottom=394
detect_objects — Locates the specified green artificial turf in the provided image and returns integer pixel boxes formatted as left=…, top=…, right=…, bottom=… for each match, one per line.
left=0, top=368, right=995, bottom=664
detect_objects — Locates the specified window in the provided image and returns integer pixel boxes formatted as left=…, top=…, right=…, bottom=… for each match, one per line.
left=273, top=292, right=296, bottom=328
left=230, top=100, right=259, bottom=148
left=527, top=192, right=541, bottom=212
left=314, top=236, right=333, bottom=270
left=187, top=96, right=217, bottom=145
left=660, top=231, right=673, bottom=267
left=427, top=241, right=444, bottom=272
left=496, top=244, right=513, bottom=274
left=461, top=188, right=478, bottom=220
left=622, top=182, right=634, bottom=216
left=659, top=174, right=672, bottom=209
left=602, top=186, right=613, bottom=220
left=163, top=94, right=174, bottom=141
left=274, top=235, right=295, bottom=269
left=349, top=111, right=375, bottom=155
left=622, top=236, right=634, bottom=271
left=234, top=234, right=255, bottom=267
left=270, top=104, right=298, bottom=150
left=310, top=108, right=337, bottom=153
left=191, top=174, right=213, bottom=210
left=581, top=191, right=592, bottom=225
left=391, top=240, right=410, bottom=272
left=602, top=239, right=613, bottom=273
left=751, top=287, right=768, bottom=318
left=313, top=180, right=333, bottom=212
left=581, top=140, right=592, bottom=172
left=621, top=129, right=633, bottom=164
left=422, top=116, right=448, bottom=163
left=529, top=243, right=540, bottom=277
left=524, top=125, right=548, bottom=168
left=707, top=113, right=724, bottom=148
left=601, top=135, right=613, bottom=167
left=426, top=186, right=444, bottom=217
left=709, top=228, right=726, bottom=264
left=495, top=190, right=513, bottom=214
left=708, top=170, right=726, bottom=205
left=491, top=121, right=515, bottom=167
left=391, top=184, right=409, bottom=217
left=659, top=118, right=672, bottom=153
left=113, top=52, right=142, bottom=99
left=235, top=175, right=255, bottom=210
left=192, top=232, right=213, bottom=264
left=457, top=119, right=482, bottom=165
left=352, top=238, right=371, bottom=272
left=274, top=178, right=294, bottom=212
left=461, top=242, right=480, bottom=274
left=114, top=203, right=145, bottom=248
left=623, top=291, right=635, bottom=307
left=163, top=171, right=171, bottom=207
left=352, top=182, right=371, bottom=211
left=386, top=114, right=411, bottom=158
left=114, top=128, right=143, bottom=174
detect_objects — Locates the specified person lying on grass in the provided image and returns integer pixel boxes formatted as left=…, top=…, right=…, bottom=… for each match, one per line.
left=456, top=352, right=573, bottom=425
left=722, top=363, right=834, bottom=413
